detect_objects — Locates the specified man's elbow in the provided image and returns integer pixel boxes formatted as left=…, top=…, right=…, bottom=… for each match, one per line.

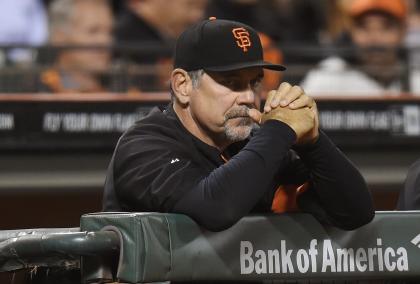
left=197, top=207, right=243, bottom=232
left=338, top=183, right=375, bottom=230
left=336, top=206, right=375, bottom=231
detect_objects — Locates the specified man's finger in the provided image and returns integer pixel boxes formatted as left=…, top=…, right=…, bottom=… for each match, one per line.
left=263, top=90, right=277, bottom=113
left=279, top=85, right=305, bottom=107
left=277, top=81, right=292, bottom=92
left=288, top=95, right=315, bottom=109
left=270, top=82, right=292, bottom=109
left=248, top=108, right=262, bottom=124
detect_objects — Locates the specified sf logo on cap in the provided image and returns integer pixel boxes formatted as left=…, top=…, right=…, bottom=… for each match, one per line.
left=232, top=27, right=251, bottom=52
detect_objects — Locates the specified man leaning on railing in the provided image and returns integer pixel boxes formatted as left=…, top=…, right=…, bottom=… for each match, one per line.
left=102, top=18, right=374, bottom=232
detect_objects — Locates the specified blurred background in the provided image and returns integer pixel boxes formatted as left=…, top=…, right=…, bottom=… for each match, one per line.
left=1, top=0, right=420, bottom=230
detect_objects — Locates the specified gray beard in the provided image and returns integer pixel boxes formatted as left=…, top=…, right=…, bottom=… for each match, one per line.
left=223, top=106, right=255, bottom=143
left=224, top=117, right=253, bottom=143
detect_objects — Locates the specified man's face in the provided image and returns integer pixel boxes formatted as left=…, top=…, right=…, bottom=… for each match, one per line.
left=58, top=0, right=113, bottom=72
left=350, top=12, right=405, bottom=66
left=188, top=67, right=263, bottom=146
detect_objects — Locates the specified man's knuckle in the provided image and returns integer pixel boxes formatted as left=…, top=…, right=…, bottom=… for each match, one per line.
left=267, top=90, right=276, bottom=98
left=269, top=90, right=276, bottom=95
left=291, top=85, right=303, bottom=93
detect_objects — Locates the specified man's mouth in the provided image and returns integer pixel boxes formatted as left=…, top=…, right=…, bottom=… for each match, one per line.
left=225, top=107, right=251, bottom=120
left=229, top=115, right=248, bottom=119
left=225, top=116, right=253, bottom=128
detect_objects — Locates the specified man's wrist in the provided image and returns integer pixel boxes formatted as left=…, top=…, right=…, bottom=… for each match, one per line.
left=262, top=119, right=297, bottom=144
left=293, top=130, right=324, bottom=152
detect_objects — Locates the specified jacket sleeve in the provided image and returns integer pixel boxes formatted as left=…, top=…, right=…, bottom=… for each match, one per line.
left=294, top=131, right=375, bottom=230
left=114, top=120, right=296, bottom=231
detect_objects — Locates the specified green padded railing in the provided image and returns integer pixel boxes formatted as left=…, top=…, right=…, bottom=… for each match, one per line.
left=1, top=212, right=419, bottom=283
left=0, top=228, right=119, bottom=273
left=80, top=211, right=420, bottom=283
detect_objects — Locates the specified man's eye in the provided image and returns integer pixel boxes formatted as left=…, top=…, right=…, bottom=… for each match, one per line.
left=251, top=79, right=262, bottom=90
left=222, top=80, right=239, bottom=89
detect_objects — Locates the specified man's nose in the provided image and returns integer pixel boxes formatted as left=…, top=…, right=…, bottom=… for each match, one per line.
left=236, top=87, right=255, bottom=105
left=367, top=30, right=393, bottom=46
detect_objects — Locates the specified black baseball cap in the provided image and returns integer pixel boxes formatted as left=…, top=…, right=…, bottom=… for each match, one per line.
left=174, top=18, right=286, bottom=72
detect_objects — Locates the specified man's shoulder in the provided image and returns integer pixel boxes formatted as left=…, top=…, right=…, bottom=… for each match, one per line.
left=301, top=56, right=387, bottom=95
left=317, top=56, right=348, bottom=71
left=123, top=106, right=177, bottom=137
left=117, top=106, right=189, bottom=152
left=302, top=56, right=353, bottom=80
left=301, top=57, right=347, bottom=92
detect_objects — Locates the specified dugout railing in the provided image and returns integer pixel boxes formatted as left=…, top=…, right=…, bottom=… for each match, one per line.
left=0, top=211, right=420, bottom=283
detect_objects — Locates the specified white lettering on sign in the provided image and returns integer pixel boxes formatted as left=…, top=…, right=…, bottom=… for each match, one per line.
left=319, top=106, right=420, bottom=136
left=403, top=106, right=420, bottom=135
left=320, top=111, right=392, bottom=131
left=0, top=113, right=14, bottom=130
left=43, top=113, right=61, bottom=132
left=240, top=239, right=408, bottom=275
left=42, top=112, right=142, bottom=133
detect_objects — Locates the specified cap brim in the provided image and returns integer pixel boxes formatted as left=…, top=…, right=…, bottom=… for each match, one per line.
left=204, top=60, right=286, bottom=72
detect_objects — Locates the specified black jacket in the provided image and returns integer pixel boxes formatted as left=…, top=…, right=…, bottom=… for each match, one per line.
left=103, top=104, right=374, bottom=231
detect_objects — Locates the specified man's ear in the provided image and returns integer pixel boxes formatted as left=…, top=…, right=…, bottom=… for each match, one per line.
left=171, top=68, right=192, bottom=106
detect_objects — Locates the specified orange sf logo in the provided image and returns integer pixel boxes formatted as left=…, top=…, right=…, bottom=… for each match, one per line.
left=232, top=27, right=251, bottom=52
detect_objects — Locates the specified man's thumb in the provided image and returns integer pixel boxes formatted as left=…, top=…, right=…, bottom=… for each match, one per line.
left=248, top=109, right=262, bottom=124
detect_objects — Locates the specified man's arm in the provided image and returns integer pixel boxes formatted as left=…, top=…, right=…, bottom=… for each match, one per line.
left=261, top=82, right=373, bottom=229
left=172, top=84, right=323, bottom=231
left=171, top=121, right=296, bottom=231
left=294, top=131, right=374, bottom=230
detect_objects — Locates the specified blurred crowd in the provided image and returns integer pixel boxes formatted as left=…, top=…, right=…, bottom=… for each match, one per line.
left=1, top=0, right=420, bottom=96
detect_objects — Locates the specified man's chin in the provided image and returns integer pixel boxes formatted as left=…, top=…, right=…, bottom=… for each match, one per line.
left=224, top=124, right=253, bottom=142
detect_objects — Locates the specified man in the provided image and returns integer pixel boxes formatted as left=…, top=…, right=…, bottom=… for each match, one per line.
left=103, top=18, right=374, bottom=231
left=302, top=0, right=420, bottom=96
left=41, top=0, right=113, bottom=92
left=113, top=0, right=208, bottom=91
